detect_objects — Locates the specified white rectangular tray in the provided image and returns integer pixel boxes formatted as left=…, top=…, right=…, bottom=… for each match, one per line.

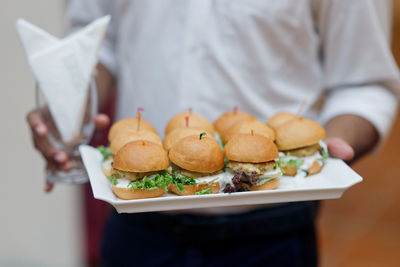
left=79, top=145, right=362, bottom=213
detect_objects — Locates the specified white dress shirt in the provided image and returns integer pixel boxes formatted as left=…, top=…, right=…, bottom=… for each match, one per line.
left=67, top=0, right=399, bottom=138
left=67, top=0, right=399, bottom=214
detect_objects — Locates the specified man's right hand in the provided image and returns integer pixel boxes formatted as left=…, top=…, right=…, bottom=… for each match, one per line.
left=27, top=110, right=110, bottom=192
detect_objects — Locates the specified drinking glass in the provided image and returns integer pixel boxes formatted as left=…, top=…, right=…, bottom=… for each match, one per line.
left=35, top=79, right=98, bottom=184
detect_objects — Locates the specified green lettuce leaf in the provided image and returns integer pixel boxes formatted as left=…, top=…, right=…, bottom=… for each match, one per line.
left=97, top=146, right=114, bottom=162
left=108, top=176, right=118, bottom=185
left=318, top=146, right=329, bottom=162
left=195, top=188, right=212, bottom=195
left=287, top=158, right=304, bottom=169
left=128, top=171, right=174, bottom=191
left=172, top=175, right=197, bottom=192
left=277, top=157, right=304, bottom=170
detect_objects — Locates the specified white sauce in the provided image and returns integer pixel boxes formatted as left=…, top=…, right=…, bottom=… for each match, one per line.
left=279, top=140, right=328, bottom=178
left=256, top=169, right=282, bottom=186
left=114, top=178, right=131, bottom=188
left=195, top=168, right=282, bottom=191
left=102, top=158, right=113, bottom=172
left=279, top=151, right=321, bottom=175
left=319, top=140, right=328, bottom=154
left=196, top=171, right=235, bottom=192
left=113, top=166, right=284, bottom=192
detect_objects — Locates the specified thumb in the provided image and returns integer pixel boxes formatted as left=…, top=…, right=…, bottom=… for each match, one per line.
left=325, top=137, right=354, bottom=162
left=95, top=114, right=110, bottom=130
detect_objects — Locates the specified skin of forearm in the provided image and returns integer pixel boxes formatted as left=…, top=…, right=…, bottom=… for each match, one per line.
left=325, top=114, right=379, bottom=160
left=94, top=63, right=115, bottom=110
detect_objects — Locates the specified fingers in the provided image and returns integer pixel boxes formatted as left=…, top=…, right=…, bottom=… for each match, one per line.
left=31, top=134, right=71, bottom=171
left=45, top=162, right=57, bottom=193
left=53, top=152, right=71, bottom=171
left=27, top=110, right=47, bottom=138
left=325, top=137, right=355, bottom=162
left=45, top=181, right=54, bottom=193
left=28, top=110, right=107, bottom=192
left=27, top=109, right=71, bottom=171
left=95, top=113, right=110, bottom=130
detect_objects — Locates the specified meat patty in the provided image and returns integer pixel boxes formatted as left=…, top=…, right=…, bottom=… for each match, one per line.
left=110, top=168, right=159, bottom=180
left=227, top=161, right=276, bottom=175
left=282, top=143, right=321, bottom=157
left=171, top=163, right=222, bottom=177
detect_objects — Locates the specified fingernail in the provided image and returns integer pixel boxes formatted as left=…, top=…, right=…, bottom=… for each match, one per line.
left=54, top=153, right=66, bottom=162
left=45, top=182, right=53, bottom=193
left=63, top=162, right=72, bottom=171
left=35, top=125, right=46, bottom=135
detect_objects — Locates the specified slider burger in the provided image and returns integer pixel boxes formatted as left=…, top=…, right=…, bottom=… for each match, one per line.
left=163, top=127, right=212, bottom=152
left=223, top=119, right=276, bottom=144
left=223, top=132, right=281, bottom=192
left=109, top=140, right=170, bottom=200
left=100, top=130, right=163, bottom=177
left=110, top=130, right=162, bottom=154
left=267, top=112, right=297, bottom=131
left=102, top=117, right=159, bottom=177
left=168, top=133, right=225, bottom=195
left=165, top=111, right=215, bottom=136
left=214, top=109, right=253, bottom=141
left=275, top=117, right=328, bottom=176
left=108, top=117, right=158, bottom=142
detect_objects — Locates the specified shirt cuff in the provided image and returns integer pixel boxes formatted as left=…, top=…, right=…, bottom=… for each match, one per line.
left=319, top=85, right=398, bottom=139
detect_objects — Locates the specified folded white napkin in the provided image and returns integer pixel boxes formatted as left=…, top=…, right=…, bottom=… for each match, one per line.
left=17, top=15, right=110, bottom=142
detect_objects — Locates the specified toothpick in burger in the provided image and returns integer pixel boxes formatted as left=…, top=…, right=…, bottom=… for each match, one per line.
left=108, top=109, right=158, bottom=142
left=267, top=112, right=297, bottom=131
left=223, top=119, right=276, bottom=144
left=165, top=110, right=214, bottom=136
left=214, top=107, right=253, bottom=142
left=110, top=130, right=162, bottom=154
left=163, top=127, right=212, bottom=152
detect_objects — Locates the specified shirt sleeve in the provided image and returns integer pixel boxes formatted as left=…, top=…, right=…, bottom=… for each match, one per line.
left=317, top=0, right=400, bottom=138
left=66, top=0, right=118, bottom=76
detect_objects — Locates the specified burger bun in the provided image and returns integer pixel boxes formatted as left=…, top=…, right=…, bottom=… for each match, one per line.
left=224, top=133, right=279, bottom=163
left=169, top=135, right=224, bottom=173
left=113, top=140, right=169, bottom=172
left=275, top=117, right=326, bottom=150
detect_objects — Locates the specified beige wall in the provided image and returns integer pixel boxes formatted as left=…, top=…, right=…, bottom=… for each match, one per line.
left=0, top=1, right=84, bottom=266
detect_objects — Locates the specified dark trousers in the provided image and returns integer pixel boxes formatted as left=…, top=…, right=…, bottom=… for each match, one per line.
left=101, top=201, right=319, bottom=267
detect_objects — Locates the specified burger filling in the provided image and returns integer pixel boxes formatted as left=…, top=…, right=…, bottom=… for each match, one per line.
left=278, top=141, right=329, bottom=176
left=170, top=163, right=235, bottom=193
left=102, top=158, right=113, bottom=174
left=98, top=146, right=166, bottom=182
left=171, top=162, right=222, bottom=178
left=110, top=169, right=217, bottom=194
left=109, top=170, right=174, bottom=192
left=110, top=168, right=160, bottom=180
left=223, top=161, right=281, bottom=193
left=98, top=146, right=114, bottom=175
left=226, top=161, right=275, bottom=175
left=282, top=143, right=321, bottom=157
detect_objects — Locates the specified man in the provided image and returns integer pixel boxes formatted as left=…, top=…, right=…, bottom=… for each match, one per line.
left=27, top=0, right=399, bottom=266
